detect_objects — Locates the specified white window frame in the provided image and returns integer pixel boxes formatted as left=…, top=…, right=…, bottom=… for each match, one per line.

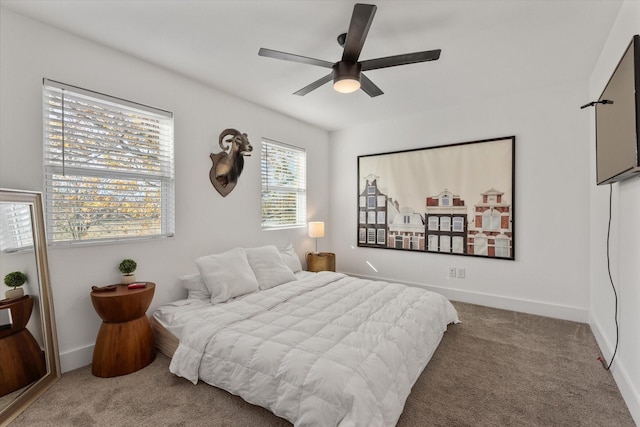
left=43, top=79, right=175, bottom=245
left=261, top=138, right=307, bottom=229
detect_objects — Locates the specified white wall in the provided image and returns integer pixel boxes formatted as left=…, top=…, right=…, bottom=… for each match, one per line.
left=0, top=9, right=330, bottom=372
left=588, top=1, right=640, bottom=423
left=329, top=79, right=592, bottom=322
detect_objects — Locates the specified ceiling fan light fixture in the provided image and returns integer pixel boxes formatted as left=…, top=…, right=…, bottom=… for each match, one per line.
left=333, top=77, right=361, bottom=93
left=333, top=61, right=362, bottom=94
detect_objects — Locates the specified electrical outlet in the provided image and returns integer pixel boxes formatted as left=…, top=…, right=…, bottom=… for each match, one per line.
left=448, top=267, right=457, bottom=278
left=457, top=268, right=466, bottom=279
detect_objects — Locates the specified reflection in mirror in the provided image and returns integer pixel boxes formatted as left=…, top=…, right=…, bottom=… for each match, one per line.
left=0, top=190, right=60, bottom=425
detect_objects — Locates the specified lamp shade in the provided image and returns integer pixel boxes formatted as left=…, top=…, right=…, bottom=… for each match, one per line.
left=308, top=222, right=325, bottom=238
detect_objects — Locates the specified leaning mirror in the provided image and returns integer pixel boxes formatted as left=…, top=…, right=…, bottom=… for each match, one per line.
left=0, top=189, right=60, bottom=425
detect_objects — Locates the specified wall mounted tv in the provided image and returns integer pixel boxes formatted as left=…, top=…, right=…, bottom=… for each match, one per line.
left=595, top=34, right=640, bottom=185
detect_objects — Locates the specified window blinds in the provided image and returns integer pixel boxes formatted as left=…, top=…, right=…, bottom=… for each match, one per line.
left=261, top=139, right=306, bottom=229
left=42, top=79, right=175, bottom=244
left=0, top=203, right=33, bottom=253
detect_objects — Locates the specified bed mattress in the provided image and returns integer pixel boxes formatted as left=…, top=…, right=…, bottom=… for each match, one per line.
left=161, top=271, right=458, bottom=426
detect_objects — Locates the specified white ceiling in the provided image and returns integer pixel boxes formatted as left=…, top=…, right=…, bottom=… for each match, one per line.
left=1, top=0, right=623, bottom=131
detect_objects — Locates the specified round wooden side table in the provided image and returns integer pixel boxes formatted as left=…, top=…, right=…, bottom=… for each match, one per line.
left=0, top=295, right=47, bottom=396
left=90, top=282, right=156, bottom=378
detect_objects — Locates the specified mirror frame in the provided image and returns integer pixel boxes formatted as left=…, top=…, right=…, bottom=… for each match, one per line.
left=0, top=189, right=60, bottom=425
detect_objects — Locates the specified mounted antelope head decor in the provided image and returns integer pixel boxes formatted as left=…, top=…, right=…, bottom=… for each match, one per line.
left=209, top=128, right=253, bottom=197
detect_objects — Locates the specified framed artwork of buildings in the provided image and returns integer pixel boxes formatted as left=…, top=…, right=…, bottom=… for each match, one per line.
left=357, top=136, right=515, bottom=260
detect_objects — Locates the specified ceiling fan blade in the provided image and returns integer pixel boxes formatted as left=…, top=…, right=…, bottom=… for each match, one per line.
left=342, top=4, right=377, bottom=63
left=360, top=73, right=384, bottom=97
left=293, top=73, right=333, bottom=96
left=259, top=48, right=334, bottom=69
left=360, top=49, right=441, bottom=71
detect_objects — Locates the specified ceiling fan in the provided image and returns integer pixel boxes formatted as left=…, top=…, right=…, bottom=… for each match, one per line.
left=258, top=3, right=441, bottom=97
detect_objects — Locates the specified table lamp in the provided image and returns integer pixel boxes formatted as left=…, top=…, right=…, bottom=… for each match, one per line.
left=308, top=221, right=325, bottom=253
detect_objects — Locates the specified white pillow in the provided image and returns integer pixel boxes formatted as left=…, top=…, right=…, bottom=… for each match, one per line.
left=278, top=243, right=303, bottom=273
left=195, top=247, right=259, bottom=304
left=246, top=245, right=297, bottom=290
left=178, top=274, right=210, bottom=301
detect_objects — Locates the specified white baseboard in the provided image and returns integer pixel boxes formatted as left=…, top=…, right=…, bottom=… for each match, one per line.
left=590, top=314, right=640, bottom=425
left=345, top=272, right=589, bottom=322
left=59, top=344, right=93, bottom=373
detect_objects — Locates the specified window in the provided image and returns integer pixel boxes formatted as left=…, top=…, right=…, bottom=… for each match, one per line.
left=427, top=234, right=438, bottom=251
left=440, top=216, right=451, bottom=231
left=495, top=236, right=510, bottom=258
left=474, top=235, right=488, bottom=255
left=376, top=229, right=386, bottom=245
left=428, top=216, right=439, bottom=231
left=441, top=194, right=450, bottom=206
left=367, top=211, right=376, bottom=224
left=261, top=139, right=306, bottom=229
left=453, top=216, right=464, bottom=232
left=377, top=195, right=385, bottom=207
left=377, top=211, right=386, bottom=224
left=0, top=203, right=33, bottom=252
left=43, top=80, right=174, bottom=244
left=482, top=209, right=501, bottom=231
left=394, top=235, right=403, bottom=248
left=410, top=236, right=420, bottom=250
left=367, top=196, right=376, bottom=209
left=367, top=228, right=376, bottom=244
left=359, top=211, right=366, bottom=224
left=440, top=235, right=451, bottom=252
left=452, top=236, right=464, bottom=253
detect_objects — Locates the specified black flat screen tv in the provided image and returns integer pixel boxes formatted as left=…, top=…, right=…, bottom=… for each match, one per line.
left=595, top=34, right=640, bottom=185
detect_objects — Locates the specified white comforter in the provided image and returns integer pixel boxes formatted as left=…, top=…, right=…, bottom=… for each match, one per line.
left=169, top=272, right=458, bottom=427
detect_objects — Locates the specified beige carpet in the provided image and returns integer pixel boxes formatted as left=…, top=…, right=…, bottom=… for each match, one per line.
left=9, top=302, right=635, bottom=426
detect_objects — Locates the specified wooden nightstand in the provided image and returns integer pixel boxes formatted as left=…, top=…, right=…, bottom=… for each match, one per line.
left=90, top=283, right=156, bottom=377
left=306, top=252, right=336, bottom=272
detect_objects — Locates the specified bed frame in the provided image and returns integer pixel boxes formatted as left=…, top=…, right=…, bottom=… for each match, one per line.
left=150, top=316, right=178, bottom=359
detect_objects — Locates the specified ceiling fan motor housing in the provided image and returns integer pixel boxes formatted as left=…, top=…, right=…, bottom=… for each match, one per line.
left=333, top=61, right=361, bottom=83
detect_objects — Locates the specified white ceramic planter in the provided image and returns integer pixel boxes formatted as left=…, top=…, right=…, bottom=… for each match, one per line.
left=5, top=287, right=24, bottom=299
left=121, top=274, right=136, bottom=284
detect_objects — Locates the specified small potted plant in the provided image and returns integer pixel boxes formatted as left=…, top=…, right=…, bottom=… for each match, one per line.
left=118, top=259, right=137, bottom=284
left=4, top=271, right=27, bottom=299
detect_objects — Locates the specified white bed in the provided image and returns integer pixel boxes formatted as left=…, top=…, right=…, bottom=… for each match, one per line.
left=154, top=245, right=458, bottom=427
